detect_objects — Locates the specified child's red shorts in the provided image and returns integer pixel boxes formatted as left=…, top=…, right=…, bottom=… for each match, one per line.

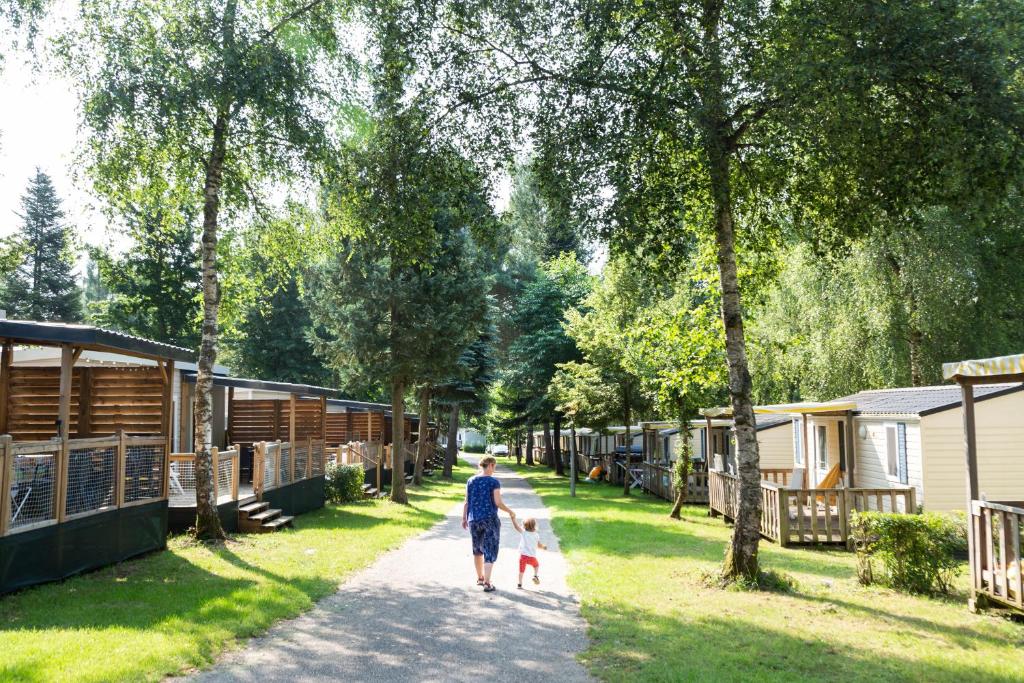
left=519, top=554, right=539, bottom=572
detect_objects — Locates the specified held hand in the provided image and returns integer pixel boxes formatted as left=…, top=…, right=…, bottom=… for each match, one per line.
left=462, top=519, right=468, bottom=530
left=509, top=510, right=516, bottom=519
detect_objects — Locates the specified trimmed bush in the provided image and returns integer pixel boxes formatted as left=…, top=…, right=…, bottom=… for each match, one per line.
left=850, top=511, right=967, bottom=594
left=462, top=443, right=487, bottom=454
left=325, top=463, right=365, bottom=503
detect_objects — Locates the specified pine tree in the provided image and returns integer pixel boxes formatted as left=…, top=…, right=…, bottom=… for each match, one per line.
left=89, top=203, right=201, bottom=348
left=226, top=267, right=330, bottom=386
left=1, top=169, right=82, bottom=322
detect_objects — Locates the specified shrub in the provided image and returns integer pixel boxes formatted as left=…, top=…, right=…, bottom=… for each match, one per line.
left=325, top=463, right=365, bottom=503
left=850, top=511, right=967, bottom=594
left=462, top=443, right=487, bottom=454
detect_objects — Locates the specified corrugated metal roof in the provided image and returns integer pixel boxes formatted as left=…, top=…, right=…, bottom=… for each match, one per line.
left=0, top=319, right=194, bottom=362
left=834, top=383, right=1023, bottom=416
left=755, top=414, right=792, bottom=431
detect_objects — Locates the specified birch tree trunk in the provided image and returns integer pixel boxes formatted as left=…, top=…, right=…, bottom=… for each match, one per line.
left=443, top=402, right=459, bottom=478
left=696, top=0, right=762, bottom=582
left=413, top=386, right=430, bottom=485
left=390, top=378, right=408, bottom=503
left=193, top=109, right=229, bottom=541
left=553, top=412, right=564, bottom=476
left=622, top=386, right=632, bottom=496
left=669, top=409, right=690, bottom=519
left=525, top=426, right=534, bottom=465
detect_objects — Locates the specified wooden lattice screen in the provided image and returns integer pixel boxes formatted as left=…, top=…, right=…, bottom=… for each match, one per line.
left=6, top=366, right=163, bottom=440
left=228, top=397, right=324, bottom=445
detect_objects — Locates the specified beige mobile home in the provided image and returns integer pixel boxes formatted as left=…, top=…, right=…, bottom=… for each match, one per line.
left=771, top=384, right=1024, bottom=512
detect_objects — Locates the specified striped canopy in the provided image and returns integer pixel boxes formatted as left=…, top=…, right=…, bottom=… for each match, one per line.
left=943, top=354, right=1024, bottom=380
left=702, top=401, right=856, bottom=418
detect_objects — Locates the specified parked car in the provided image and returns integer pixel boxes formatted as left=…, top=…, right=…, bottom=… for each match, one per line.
left=488, top=443, right=509, bottom=456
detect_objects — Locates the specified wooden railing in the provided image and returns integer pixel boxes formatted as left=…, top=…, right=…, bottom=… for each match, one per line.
left=638, top=463, right=710, bottom=504
left=708, top=469, right=916, bottom=547
left=761, top=468, right=792, bottom=486
left=169, top=445, right=240, bottom=506
left=253, top=438, right=327, bottom=498
left=0, top=432, right=168, bottom=536
left=970, top=500, right=1024, bottom=611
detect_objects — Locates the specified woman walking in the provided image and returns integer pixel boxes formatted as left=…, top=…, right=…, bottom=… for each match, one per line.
left=462, top=456, right=515, bottom=592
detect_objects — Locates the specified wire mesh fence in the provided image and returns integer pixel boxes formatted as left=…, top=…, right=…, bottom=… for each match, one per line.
left=9, top=447, right=57, bottom=530
left=294, top=444, right=308, bottom=479
left=216, top=451, right=236, bottom=502
left=65, top=444, right=116, bottom=517
left=124, top=442, right=165, bottom=504
left=263, top=442, right=280, bottom=490
left=311, top=441, right=325, bottom=475
left=279, top=443, right=292, bottom=485
left=169, top=457, right=196, bottom=506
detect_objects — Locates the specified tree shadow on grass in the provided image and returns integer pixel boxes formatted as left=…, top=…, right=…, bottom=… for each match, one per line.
left=0, top=544, right=337, bottom=680
left=580, top=601, right=1023, bottom=683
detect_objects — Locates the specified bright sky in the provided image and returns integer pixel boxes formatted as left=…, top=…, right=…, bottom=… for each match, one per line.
left=0, top=7, right=108, bottom=253
left=0, top=10, right=602, bottom=273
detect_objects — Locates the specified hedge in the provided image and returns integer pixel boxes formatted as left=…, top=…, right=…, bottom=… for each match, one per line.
left=325, top=463, right=365, bottom=503
left=850, top=510, right=967, bottom=595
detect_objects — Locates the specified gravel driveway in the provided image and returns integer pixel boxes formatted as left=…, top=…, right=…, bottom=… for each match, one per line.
left=190, top=457, right=592, bottom=682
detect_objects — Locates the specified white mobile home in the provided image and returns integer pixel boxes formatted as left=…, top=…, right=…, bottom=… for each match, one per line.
left=761, top=384, right=1024, bottom=512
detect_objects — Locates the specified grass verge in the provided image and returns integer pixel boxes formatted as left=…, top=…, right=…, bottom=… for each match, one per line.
left=0, top=463, right=467, bottom=683
left=511, top=463, right=1024, bottom=682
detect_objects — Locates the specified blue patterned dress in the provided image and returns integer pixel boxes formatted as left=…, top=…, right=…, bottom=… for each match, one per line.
left=467, top=474, right=501, bottom=562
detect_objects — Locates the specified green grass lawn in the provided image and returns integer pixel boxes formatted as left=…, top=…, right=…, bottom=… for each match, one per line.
left=511, top=464, right=1024, bottom=682
left=0, top=464, right=467, bottom=683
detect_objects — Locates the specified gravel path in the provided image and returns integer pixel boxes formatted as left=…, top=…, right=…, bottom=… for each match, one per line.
left=191, top=457, right=592, bottom=682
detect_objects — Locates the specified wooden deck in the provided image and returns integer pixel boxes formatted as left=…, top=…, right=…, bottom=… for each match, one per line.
left=970, top=499, right=1024, bottom=613
left=708, top=469, right=916, bottom=546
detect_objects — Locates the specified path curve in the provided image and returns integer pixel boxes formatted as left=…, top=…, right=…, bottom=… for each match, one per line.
left=191, top=457, right=592, bottom=682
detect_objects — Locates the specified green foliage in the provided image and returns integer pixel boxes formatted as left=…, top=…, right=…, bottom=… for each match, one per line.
left=502, top=254, right=591, bottom=422
left=88, top=197, right=201, bottom=348
left=0, top=169, right=82, bottom=322
left=324, top=463, right=365, bottom=504
left=851, top=511, right=967, bottom=595
left=749, top=203, right=1024, bottom=401
left=224, top=265, right=329, bottom=385
left=462, top=443, right=487, bottom=454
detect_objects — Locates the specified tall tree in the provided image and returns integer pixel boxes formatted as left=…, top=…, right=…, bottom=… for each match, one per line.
left=89, top=200, right=201, bottom=347
left=439, top=0, right=1024, bottom=580
left=225, top=266, right=330, bottom=386
left=502, top=254, right=591, bottom=472
left=561, top=257, right=652, bottom=493
left=66, top=0, right=344, bottom=539
left=1, top=169, right=82, bottom=322
left=437, top=327, right=498, bottom=477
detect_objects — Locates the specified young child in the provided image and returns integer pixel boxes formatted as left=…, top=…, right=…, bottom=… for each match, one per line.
left=511, top=516, right=546, bottom=589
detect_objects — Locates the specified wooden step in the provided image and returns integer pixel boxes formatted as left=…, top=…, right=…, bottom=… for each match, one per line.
left=238, top=501, right=269, bottom=517
left=363, top=487, right=378, bottom=498
left=248, top=508, right=282, bottom=523
left=262, top=515, right=294, bottom=531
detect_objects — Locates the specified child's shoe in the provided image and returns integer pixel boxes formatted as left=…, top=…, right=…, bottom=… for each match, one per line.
left=532, top=575, right=540, bottom=584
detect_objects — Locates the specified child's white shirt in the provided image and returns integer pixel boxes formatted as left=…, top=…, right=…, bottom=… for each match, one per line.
left=518, top=529, right=540, bottom=557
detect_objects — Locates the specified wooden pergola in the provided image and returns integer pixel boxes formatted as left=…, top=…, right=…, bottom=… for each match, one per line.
left=943, top=353, right=1024, bottom=613
left=0, top=320, right=193, bottom=594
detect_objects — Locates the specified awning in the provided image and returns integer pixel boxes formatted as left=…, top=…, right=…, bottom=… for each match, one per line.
left=943, top=354, right=1024, bottom=381
left=701, top=401, right=856, bottom=418
left=0, top=319, right=194, bottom=362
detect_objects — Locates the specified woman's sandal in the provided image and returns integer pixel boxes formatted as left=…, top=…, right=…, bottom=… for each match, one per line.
left=483, top=583, right=496, bottom=592
left=476, top=578, right=486, bottom=586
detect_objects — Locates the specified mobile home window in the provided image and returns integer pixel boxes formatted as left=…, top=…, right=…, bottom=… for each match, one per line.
left=794, top=418, right=804, bottom=465
left=886, top=426, right=897, bottom=476
left=816, top=425, right=828, bottom=470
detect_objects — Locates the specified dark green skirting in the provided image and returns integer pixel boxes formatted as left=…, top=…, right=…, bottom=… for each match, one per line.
left=261, top=475, right=325, bottom=516
left=0, top=500, right=167, bottom=595
left=167, top=499, right=239, bottom=534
